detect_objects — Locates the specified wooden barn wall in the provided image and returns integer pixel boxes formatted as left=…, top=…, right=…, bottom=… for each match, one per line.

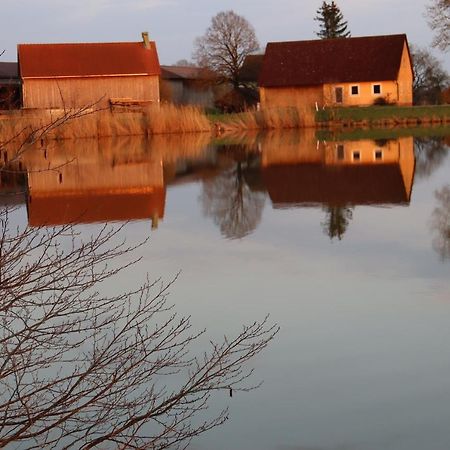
left=22, top=75, right=160, bottom=109
left=160, top=79, right=215, bottom=108
left=260, top=85, right=324, bottom=110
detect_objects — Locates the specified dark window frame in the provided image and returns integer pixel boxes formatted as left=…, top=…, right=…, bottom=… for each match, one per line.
left=373, top=84, right=382, bottom=95
left=350, top=85, right=359, bottom=96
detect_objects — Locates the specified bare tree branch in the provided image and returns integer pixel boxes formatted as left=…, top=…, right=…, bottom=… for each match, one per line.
left=425, top=0, right=450, bottom=52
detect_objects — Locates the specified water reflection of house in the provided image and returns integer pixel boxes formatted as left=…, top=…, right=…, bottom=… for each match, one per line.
left=18, top=32, right=160, bottom=109
left=261, top=133, right=415, bottom=207
left=24, top=138, right=165, bottom=227
left=259, top=34, right=413, bottom=109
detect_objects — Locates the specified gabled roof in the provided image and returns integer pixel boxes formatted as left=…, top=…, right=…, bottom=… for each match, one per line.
left=160, top=65, right=215, bottom=81
left=259, top=34, right=410, bottom=87
left=239, top=54, right=264, bottom=83
left=0, top=62, right=19, bottom=79
left=18, top=41, right=160, bottom=78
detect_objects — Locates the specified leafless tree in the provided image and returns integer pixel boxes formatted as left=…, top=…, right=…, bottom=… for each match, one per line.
left=201, top=152, right=266, bottom=239
left=0, top=112, right=278, bottom=448
left=410, top=44, right=449, bottom=104
left=425, top=0, right=450, bottom=52
left=431, top=185, right=450, bottom=260
left=414, top=135, right=449, bottom=179
left=193, top=10, right=259, bottom=88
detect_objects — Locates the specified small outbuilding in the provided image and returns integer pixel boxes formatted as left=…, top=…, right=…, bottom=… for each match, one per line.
left=160, top=65, right=217, bottom=107
left=18, top=33, right=161, bottom=109
left=0, top=62, right=20, bottom=109
left=259, top=34, right=413, bottom=110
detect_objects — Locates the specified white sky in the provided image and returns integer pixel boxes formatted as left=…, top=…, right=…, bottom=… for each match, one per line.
left=2, top=0, right=449, bottom=69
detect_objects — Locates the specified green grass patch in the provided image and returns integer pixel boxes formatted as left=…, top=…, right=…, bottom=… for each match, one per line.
left=316, top=105, right=450, bottom=122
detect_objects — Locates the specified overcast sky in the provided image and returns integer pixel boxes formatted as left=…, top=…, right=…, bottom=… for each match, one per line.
left=2, top=0, right=448, bottom=68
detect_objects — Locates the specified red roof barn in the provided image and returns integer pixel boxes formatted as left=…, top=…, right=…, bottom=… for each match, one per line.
left=18, top=33, right=161, bottom=109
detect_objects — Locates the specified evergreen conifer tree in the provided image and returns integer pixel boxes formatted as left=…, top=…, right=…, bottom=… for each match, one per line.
left=315, top=1, right=351, bottom=39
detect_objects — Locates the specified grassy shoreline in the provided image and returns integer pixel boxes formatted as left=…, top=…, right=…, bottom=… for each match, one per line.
left=315, top=104, right=450, bottom=127
left=0, top=104, right=449, bottom=144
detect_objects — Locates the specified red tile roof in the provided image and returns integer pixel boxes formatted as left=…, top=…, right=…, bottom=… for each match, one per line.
left=18, top=41, right=160, bottom=78
left=259, top=34, right=409, bottom=87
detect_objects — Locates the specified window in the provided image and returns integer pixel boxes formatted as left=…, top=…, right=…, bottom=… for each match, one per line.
left=351, top=85, right=359, bottom=96
left=337, top=144, right=345, bottom=160
left=373, top=84, right=381, bottom=95
left=374, top=150, right=383, bottom=161
left=352, top=151, right=361, bottom=161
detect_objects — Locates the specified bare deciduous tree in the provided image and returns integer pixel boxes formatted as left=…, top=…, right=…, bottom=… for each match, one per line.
left=431, top=185, right=450, bottom=260
left=193, top=10, right=259, bottom=88
left=414, top=136, right=449, bottom=179
left=425, top=0, right=450, bottom=52
left=411, top=44, right=449, bottom=104
left=201, top=152, right=266, bottom=240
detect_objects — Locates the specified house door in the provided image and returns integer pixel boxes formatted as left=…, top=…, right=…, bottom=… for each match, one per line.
left=335, top=87, right=343, bottom=104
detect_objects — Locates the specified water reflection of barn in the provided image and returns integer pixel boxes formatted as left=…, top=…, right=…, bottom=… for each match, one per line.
left=260, top=132, right=415, bottom=207
left=24, top=138, right=165, bottom=227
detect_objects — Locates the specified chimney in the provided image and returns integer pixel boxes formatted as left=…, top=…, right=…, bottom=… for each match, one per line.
left=142, top=31, right=150, bottom=49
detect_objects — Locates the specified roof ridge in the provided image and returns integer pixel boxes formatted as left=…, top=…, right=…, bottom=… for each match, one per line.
left=18, top=41, right=155, bottom=47
left=266, top=33, right=406, bottom=46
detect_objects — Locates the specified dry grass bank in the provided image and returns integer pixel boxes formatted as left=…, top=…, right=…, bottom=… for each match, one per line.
left=0, top=105, right=319, bottom=149
left=0, top=104, right=212, bottom=145
left=211, top=106, right=316, bottom=131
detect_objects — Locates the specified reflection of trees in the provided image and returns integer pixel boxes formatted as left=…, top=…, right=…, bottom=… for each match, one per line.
left=0, top=212, right=278, bottom=448
left=321, top=205, right=354, bottom=241
left=431, top=185, right=450, bottom=260
left=414, top=137, right=449, bottom=179
left=201, top=157, right=266, bottom=239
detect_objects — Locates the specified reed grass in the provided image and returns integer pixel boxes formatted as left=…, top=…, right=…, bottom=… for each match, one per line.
left=0, top=104, right=213, bottom=145
left=211, top=106, right=317, bottom=131
left=144, top=104, right=211, bottom=134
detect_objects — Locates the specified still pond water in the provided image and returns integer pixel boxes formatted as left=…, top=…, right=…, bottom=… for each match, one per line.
left=6, top=128, right=450, bottom=450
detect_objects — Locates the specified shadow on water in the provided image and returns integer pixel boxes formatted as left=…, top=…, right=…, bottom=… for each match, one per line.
left=1, top=127, right=449, bottom=248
